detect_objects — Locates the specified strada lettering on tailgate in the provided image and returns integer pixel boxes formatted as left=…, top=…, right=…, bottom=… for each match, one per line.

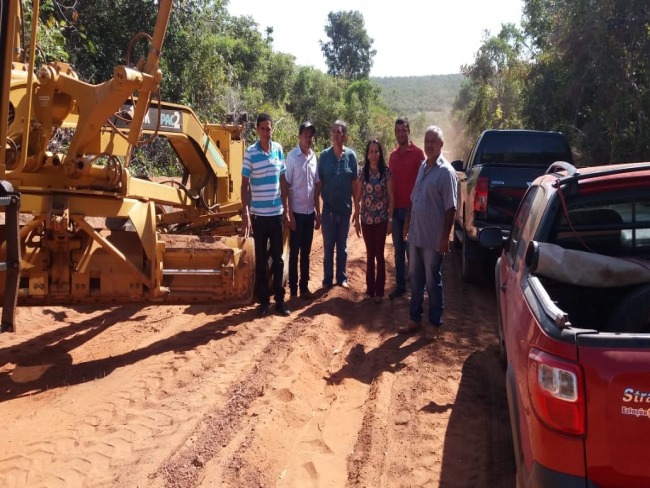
left=622, top=388, right=650, bottom=403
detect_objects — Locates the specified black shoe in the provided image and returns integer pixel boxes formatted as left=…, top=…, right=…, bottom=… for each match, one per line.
left=300, top=289, right=314, bottom=300
left=275, top=301, right=291, bottom=316
left=389, top=288, right=405, bottom=299
left=257, top=303, right=270, bottom=317
left=290, top=289, right=298, bottom=298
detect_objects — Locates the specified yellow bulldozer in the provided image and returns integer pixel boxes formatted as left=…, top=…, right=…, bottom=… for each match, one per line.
left=0, top=0, right=259, bottom=331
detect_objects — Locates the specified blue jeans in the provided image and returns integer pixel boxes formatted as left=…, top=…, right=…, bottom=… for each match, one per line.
left=321, top=208, right=351, bottom=286
left=409, top=246, right=444, bottom=327
left=392, top=208, right=410, bottom=291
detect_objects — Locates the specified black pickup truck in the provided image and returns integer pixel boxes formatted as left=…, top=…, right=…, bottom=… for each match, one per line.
left=452, top=129, right=573, bottom=283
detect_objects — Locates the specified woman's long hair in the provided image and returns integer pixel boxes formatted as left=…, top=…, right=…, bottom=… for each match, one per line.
left=362, top=139, right=387, bottom=182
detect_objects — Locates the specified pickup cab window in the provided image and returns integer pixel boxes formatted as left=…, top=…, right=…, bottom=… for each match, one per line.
left=506, top=186, right=546, bottom=270
left=552, top=194, right=650, bottom=257
left=479, top=133, right=573, bottom=166
left=463, top=140, right=479, bottom=172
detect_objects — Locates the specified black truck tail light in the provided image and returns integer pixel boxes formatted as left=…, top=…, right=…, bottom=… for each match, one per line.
left=474, top=176, right=489, bottom=213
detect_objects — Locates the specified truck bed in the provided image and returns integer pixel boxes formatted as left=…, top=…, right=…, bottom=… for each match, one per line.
left=537, top=277, right=637, bottom=332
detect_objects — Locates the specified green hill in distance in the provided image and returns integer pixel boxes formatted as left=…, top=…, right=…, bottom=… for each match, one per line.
left=372, top=74, right=465, bottom=158
left=372, top=73, right=463, bottom=114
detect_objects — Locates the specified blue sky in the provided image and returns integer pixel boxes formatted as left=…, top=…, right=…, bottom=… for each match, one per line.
left=227, top=0, right=524, bottom=77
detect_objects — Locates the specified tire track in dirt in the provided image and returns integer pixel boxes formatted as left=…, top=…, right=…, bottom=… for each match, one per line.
left=0, top=302, right=303, bottom=487
left=0, top=230, right=515, bottom=488
left=188, top=298, right=400, bottom=488
left=266, top=306, right=393, bottom=488
left=151, top=235, right=405, bottom=487
left=177, top=236, right=431, bottom=487
left=154, top=312, right=311, bottom=488
left=111, top=309, right=314, bottom=488
left=338, top=249, right=515, bottom=488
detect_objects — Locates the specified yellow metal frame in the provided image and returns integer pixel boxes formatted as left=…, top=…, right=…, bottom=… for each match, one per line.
left=0, top=0, right=255, bottom=317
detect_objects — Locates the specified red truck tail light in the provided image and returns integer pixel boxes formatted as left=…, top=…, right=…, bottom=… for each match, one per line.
left=527, top=348, right=585, bottom=435
left=474, top=176, right=489, bottom=212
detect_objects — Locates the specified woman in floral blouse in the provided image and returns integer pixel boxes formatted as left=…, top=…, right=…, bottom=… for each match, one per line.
left=353, top=139, right=394, bottom=303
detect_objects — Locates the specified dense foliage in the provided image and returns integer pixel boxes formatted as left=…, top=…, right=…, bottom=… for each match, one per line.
left=30, top=1, right=394, bottom=174
left=454, top=0, right=650, bottom=165
left=29, top=0, right=648, bottom=169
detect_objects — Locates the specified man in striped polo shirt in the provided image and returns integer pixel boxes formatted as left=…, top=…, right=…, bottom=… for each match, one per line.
left=241, top=113, right=292, bottom=317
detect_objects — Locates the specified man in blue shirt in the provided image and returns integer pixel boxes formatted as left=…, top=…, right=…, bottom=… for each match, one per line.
left=241, top=113, right=291, bottom=317
left=314, top=120, right=360, bottom=289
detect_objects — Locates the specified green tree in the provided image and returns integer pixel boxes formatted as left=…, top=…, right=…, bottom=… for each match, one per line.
left=343, top=78, right=386, bottom=147
left=263, top=52, right=297, bottom=108
left=453, top=24, right=529, bottom=145
left=320, top=10, right=376, bottom=80
left=34, top=0, right=400, bottom=172
left=159, top=2, right=233, bottom=120
left=51, top=0, right=160, bottom=83
left=287, top=66, right=347, bottom=150
left=522, top=0, right=650, bottom=163
left=31, top=1, right=69, bottom=64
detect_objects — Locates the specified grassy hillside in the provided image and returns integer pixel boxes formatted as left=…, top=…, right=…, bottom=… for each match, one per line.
left=372, top=73, right=465, bottom=160
left=372, top=74, right=463, bottom=114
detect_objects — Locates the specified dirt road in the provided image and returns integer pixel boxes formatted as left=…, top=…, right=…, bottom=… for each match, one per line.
left=0, top=231, right=515, bottom=488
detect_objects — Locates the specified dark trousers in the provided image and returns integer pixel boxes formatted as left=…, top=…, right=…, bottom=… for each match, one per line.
left=361, top=221, right=388, bottom=297
left=289, top=211, right=315, bottom=293
left=392, top=208, right=410, bottom=291
left=251, top=214, right=285, bottom=305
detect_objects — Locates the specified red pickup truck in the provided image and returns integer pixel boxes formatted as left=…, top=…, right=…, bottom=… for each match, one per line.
left=480, top=162, right=650, bottom=487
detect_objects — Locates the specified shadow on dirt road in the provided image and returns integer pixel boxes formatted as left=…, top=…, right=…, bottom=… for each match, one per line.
left=438, top=346, right=516, bottom=488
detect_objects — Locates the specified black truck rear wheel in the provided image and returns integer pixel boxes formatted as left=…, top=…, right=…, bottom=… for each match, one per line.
left=462, top=230, right=484, bottom=284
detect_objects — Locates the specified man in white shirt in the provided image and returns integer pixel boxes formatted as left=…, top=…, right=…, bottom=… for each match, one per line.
left=285, top=121, right=319, bottom=299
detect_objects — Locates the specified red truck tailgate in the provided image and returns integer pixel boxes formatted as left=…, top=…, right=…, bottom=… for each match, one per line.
left=577, top=335, right=650, bottom=487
